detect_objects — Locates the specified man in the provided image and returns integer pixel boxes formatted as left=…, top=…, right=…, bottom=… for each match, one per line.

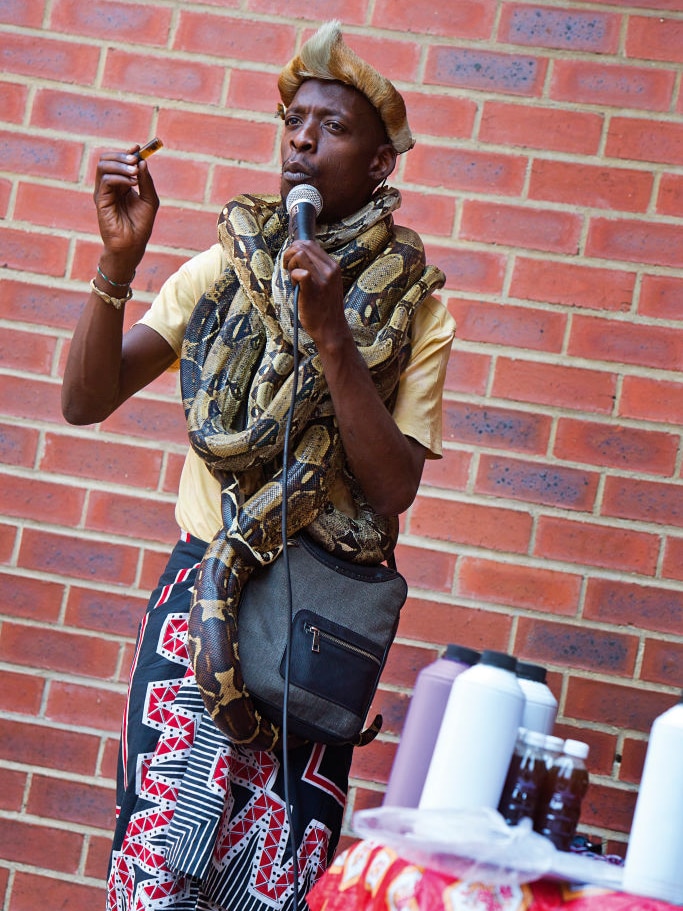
left=62, top=20, right=454, bottom=911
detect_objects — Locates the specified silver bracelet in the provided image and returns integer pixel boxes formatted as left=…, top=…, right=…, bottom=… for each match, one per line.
left=90, top=278, right=133, bottom=310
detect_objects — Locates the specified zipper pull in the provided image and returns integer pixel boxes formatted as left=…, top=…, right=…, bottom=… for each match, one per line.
left=305, top=623, right=321, bottom=653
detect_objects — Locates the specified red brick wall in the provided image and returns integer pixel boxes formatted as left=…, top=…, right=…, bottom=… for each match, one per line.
left=1, top=1, right=682, bottom=907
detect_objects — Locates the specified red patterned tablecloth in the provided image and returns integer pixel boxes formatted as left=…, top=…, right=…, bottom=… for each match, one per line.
left=307, top=840, right=679, bottom=911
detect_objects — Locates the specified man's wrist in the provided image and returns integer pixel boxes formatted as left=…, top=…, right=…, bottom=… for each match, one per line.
left=316, top=328, right=367, bottom=390
left=97, top=252, right=139, bottom=289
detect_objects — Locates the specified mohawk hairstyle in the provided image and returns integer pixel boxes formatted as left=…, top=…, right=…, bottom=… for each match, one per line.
left=278, top=20, right=415, bottom=154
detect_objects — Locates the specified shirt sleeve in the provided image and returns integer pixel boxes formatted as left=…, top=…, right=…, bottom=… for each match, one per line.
left=136, top=244, right=225, bottom=356
left=392, top=295, right=455, bottom=458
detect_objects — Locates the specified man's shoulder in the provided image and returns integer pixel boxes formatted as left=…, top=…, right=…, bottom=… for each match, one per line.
left=181, top=243, right=225, bottom=283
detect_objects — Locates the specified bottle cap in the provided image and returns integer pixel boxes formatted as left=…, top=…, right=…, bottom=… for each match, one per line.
left=564, top=738, right=590, bottom=759
left=522, top=730, right=548, bottom=747
left=544, top=735, right=565, bottom=753
left=444, top=644, right=480, bottom=666
left=480, top=650, right=517, bottom=672
left=516, top=661, right=547, bottom=683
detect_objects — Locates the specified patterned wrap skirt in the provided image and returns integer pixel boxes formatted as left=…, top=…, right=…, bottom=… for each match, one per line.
left=107, top=532, right=354, bottom=911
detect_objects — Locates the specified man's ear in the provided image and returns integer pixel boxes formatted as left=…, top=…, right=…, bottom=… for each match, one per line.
left=369, top=143, right=397, bottom=182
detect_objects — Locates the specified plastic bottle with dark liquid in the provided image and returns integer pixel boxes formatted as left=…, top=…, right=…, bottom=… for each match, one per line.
left=498, top=728, right=548, bottom=826
left=543, top=734, right=566, bottom=772
left=534, top=738, right=590, bottom=850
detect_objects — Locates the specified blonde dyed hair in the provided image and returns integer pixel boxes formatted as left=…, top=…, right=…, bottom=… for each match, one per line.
left=278, top=20, right=414, bottom=154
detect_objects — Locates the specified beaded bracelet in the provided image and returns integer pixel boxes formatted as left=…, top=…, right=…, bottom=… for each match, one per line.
left=97, top=263, right=136, bottom=288
left=90, top=278, right=133, bottom=310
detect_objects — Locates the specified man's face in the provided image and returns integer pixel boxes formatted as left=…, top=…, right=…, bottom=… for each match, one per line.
left=280, top=79, right=395, bottom=224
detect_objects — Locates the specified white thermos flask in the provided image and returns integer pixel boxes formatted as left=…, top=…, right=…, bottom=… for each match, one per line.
left=623, top=692, right=683, bottom=905
left=419, top=649, right=525, bottom=811
left=516, top=661, right=558, bottom=735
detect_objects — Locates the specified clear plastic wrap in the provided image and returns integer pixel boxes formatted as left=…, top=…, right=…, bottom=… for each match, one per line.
left=353, top=806, right=626, bottom=892
left=353, top=806, right=555, bottom=886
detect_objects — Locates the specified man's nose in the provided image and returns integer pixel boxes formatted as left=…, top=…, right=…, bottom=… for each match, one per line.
left=291, top=120, right=317, bottom=150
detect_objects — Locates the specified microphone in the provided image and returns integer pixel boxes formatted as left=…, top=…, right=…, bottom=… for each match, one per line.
left=281, top=180, right=322, bottom=911
left=286, top=184, right=323, bottom=241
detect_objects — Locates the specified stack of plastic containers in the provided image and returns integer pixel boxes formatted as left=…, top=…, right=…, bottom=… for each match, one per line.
left=383, top=643, right=597, bottom=856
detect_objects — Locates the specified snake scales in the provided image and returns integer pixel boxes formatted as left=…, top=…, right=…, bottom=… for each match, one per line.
left=179, top=187, right=445, bottom=750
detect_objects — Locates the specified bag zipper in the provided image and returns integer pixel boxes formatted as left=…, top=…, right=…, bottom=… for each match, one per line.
left=303, top=622, right=381, bottom=667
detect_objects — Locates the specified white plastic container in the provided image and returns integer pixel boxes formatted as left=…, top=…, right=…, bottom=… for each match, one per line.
left=419, top=650, right=525, bottom=811
left=623, top=693, right=683, bottom=905
left=383, top=644, right=480, bottom=808
left=517, top=661, right=558, bottom=735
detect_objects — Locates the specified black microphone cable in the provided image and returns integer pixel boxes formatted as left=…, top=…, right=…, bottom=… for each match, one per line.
left=280, top=184, right=322, bottom=910
left=280, top=281, right=301, bottom=911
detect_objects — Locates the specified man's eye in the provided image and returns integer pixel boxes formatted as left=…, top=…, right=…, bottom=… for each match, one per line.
left=285, top=116, right=301, bottom=127
left=325, top=121, right=344, bottom=133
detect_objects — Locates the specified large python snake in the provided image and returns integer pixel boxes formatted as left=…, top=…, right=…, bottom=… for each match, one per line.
left=179, top=187, right=445, bottom=750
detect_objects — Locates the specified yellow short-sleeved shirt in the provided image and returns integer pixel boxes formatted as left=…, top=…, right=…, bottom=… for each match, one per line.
left=139, top=243, right=455, bottom=543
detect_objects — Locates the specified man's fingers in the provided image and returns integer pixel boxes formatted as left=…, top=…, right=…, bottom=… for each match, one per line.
left=288, top=266, right=310, bottom=286
left=136, top=161, right=160, bottom=208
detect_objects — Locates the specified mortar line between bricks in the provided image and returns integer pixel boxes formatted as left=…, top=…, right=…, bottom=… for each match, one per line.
left=9, top=569, right=149, bottom=602
left=0, top=755, right=117, bottom=787
left=3, top=675, right=127, bottom=707
left=0, top=610, right=145, bottom=645
left=0, top=851, right=108, bottom=885
left=0, top=464, right=182, bottom=495
left=11, top=707, right=127, bottom=738
left=398, top=528, right=683, bottom=562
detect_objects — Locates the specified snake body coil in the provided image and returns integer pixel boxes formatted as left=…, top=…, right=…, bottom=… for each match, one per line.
left=180, top=188, right=445, bottom=749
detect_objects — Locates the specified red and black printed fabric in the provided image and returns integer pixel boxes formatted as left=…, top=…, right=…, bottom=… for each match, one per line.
left=107, top=532, right=353, bottom=911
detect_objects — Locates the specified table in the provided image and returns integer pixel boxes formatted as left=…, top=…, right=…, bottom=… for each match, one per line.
left=307, top=840, right=680, bottom=911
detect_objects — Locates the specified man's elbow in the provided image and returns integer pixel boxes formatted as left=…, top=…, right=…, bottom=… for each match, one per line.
left=61, top=389, right=109, bottom=426
left=62, top=401, right=95, bottom=426
left=371, top=478, right=421, bottom=518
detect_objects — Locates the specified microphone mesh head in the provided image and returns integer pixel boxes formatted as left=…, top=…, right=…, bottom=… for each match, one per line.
left=286, top=184, right=323, bottom=216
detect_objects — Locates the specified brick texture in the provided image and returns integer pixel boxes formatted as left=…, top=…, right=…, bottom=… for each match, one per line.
left=1, top=2, right=682, bottom=904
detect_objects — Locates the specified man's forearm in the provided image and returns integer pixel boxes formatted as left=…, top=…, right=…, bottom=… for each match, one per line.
left=61, top=288, right=128, bottom=425
left=319, top=334, right=425, bottom=516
